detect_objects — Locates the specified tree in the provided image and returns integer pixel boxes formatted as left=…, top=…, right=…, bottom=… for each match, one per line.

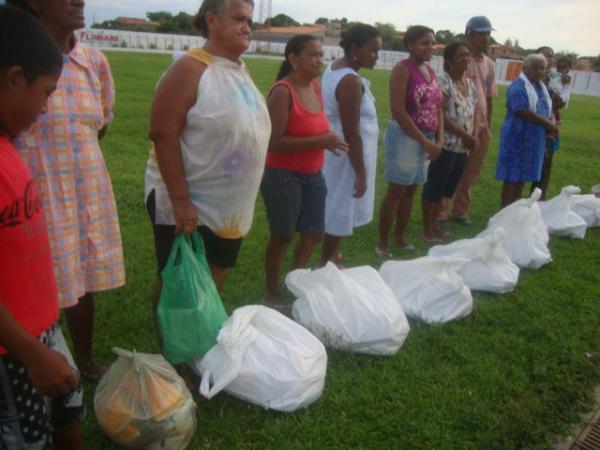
left=593, top=57, right=600, bottom=72
left=267, top=14, right=299, bottom=27
left=374, top=22, right=397, bottom=50
left=435, top=29, right=455, bottom=45
left=315, top=17, right=328, bottom=25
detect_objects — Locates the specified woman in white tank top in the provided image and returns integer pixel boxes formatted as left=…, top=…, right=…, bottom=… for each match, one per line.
left=145, top=0, right=270, bottom=299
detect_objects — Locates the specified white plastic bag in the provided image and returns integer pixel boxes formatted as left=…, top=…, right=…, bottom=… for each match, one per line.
left=571, top=194, right=600, bottom=228
left=428, top=228, right=520, bottom=294
left=538, top=186, right=587, bottom=238
left=285, top=263, right=410, bottom=355
left=94, top=348, right=196, bottom=450
left=190, top=305, right=327, bottom=412
left=478, top=188, right=551, bottom=269
left=379, top=256, right=473, bottom=324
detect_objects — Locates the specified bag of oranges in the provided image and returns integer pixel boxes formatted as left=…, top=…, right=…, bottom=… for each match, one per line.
left=94, top=348, right=197, bottom=449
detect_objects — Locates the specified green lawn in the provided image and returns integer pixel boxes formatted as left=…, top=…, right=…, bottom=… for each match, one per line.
left=84, top=51, right=600, bottom=449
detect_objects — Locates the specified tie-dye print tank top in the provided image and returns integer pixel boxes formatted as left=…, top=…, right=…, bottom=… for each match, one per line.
left=145, top=48, right=271, bottom=238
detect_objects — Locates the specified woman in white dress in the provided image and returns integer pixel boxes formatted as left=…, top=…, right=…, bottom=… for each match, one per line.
left=319, top=24, right=382, bottom=266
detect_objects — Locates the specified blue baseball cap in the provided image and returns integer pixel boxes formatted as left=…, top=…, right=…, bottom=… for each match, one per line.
left=466, top=16, right=495, bottom=33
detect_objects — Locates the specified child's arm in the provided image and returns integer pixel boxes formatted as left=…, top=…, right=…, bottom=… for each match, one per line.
left=0, top=303, right=77, bottom=396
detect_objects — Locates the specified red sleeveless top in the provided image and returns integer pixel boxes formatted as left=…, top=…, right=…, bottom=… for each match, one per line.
left=266, top=79, right=330, bottom=174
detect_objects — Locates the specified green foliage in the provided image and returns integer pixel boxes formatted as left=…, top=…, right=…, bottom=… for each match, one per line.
left=315, top=17, right=328, bottom=25
left=435, top=29, right=456, bottom=45
left=265, top=13, right=300, bottom=27
left=374, top=22, right=398, bottom=50
left=83, top=51, right=600, bottom=449
left=146, top=11, right=195, bottom=34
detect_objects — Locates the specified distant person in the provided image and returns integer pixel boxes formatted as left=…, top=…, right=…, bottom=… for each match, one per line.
left=8, top=0, right=125, bottom=381
left=262, top=34, right=346, bottom=308
left=319, top=24, right=382, bottom=266
left=421, top=42, right=478, bottom=241
left=0, top=6, right=84, bottom=449
left=529, top=46, right=566, bottom=199
left=496, top=54, right=559, bottom=207
left=145, top=0, right=270, bottom=322
left=441, top=16, right=498, bottom=226
left=377, top=25, right=443, bottom=256
left=550, top=56, right=573, bottom=107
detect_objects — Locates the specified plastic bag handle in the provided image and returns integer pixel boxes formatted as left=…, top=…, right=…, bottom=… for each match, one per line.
left=162, top=234, right=186, bottom=273
left=199, top=361, right=241, bottom=399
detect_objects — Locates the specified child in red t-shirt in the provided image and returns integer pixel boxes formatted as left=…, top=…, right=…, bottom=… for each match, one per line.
left=0, top=6, right=84, bottom=449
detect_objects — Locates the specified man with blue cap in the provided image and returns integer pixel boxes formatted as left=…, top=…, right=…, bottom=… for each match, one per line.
left=443, top=16, right=498, bottom=225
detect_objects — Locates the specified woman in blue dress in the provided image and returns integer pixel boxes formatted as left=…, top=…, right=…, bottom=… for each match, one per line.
left=496, top=53, right=559, bottom=207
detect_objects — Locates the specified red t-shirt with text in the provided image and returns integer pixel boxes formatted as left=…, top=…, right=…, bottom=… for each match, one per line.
left=0, top=135, right=58, bottom=355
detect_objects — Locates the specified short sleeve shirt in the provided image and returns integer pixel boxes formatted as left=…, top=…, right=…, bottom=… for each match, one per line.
left=438, top=73, right=477, bottom=153
left=0, top=136, right=58, bottom=354
left=465, top=53, right=497, bottom=130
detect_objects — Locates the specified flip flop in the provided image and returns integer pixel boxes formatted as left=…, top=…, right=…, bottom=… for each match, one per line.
left=398, top=242, right=417, bottom=251
left=375, top=246, right=393, bottom=260
left=421, top=235, right=443, bottom=244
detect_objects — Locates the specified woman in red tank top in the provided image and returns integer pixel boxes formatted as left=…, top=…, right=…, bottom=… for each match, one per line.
left=261, top=34, right=347, bottom=310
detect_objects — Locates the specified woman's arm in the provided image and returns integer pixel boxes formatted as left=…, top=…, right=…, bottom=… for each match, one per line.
left=148, top=56, right=204, bottom=235
left=515, top=109, right=559, bottom=134
left=267, top=85, right=347, bottom=154
left=336, top=74, right=367, bottom=197
left=441, top=94, right=477, bottom=151
left=389, top=63, right=440, bottom=158
left=0, top=303, right=77, bottom=397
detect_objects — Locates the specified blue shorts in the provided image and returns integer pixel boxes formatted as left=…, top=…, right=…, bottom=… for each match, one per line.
left=384, top=121, right=435, bottom=186
left=0, top=324, right=83, bottom=450
left=261, top=167, right=327, bottom=235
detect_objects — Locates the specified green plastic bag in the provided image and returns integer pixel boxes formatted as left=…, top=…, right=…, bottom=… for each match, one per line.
left=157, top=232, right=228, bottom=365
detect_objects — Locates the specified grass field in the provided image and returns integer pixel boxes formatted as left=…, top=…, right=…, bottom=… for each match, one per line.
left=82, top=51, right=600, bottom=449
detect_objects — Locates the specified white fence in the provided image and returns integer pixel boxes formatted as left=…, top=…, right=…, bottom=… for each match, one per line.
left=77, top=28, right=600, bottom=97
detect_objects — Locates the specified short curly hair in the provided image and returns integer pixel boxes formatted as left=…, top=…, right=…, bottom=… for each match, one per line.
left=193, top=0, right=254, bottom=38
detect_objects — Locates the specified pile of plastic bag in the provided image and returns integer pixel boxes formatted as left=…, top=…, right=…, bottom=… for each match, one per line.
left=190, top=305, right=327, bottom=412
left=538, top=186, right=587, bottom=238
left=379, top=256, right=473, bottom=324
left=285, top=263, right=410, bottom=355
left=428, top=227, right=520, bottom=294
left=95, top=348, right=196, bottom=449
left=478, top=188, right=551, bottom=269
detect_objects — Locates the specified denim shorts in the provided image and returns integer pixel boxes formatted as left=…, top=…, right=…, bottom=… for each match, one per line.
left=384, top=120, right=435, bottom=186
left=261, top=167, right=327, bottom=235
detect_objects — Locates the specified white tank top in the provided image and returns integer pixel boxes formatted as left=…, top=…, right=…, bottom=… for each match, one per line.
left=145, top=48, right=271, bottom=239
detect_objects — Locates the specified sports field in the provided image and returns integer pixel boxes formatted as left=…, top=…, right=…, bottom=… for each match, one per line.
left=85, top=51, right=600, bottom=449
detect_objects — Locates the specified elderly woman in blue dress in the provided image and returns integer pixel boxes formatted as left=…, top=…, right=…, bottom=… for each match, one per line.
left=496, top=53, right=559, bottom=207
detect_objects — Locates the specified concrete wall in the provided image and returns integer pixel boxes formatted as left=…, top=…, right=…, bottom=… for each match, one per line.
left=78, top=29, right=600, bottom=97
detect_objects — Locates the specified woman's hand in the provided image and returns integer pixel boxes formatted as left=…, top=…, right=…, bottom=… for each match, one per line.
left=321, top=131, right=349, bottom=156
left=424, top=140, right=442, bottom=161
left=463, top=133, right=479, bottom=151
left=545, top=120, right=560, bottom=135
left=353, top=173, right=367, bottom=198
left=173, top=199, right=198, bottom=235
left=26, top=346, right=78, bottom=397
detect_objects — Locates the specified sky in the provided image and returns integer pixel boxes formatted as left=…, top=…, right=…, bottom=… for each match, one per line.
left=82, top=0, right=600, bottom=56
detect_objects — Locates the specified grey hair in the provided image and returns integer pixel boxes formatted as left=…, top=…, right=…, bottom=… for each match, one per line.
left=523, top=53, right=547, bottom=70
left=193, top=0, right=254, bottom=38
